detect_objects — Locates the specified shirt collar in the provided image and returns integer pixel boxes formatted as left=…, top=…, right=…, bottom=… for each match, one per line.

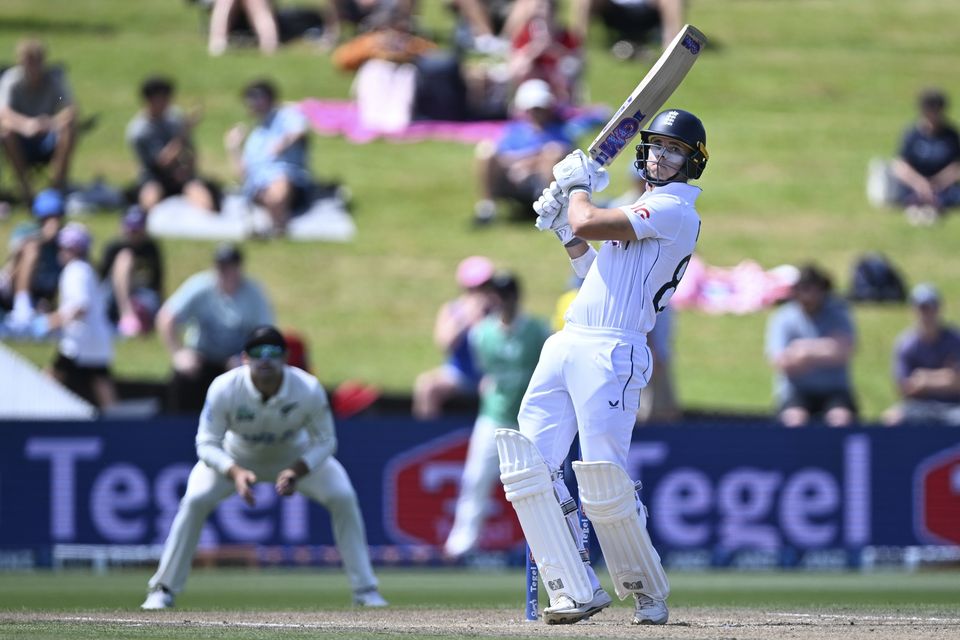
left=242, top=364, right=289, bottom=405
left=651, top=181, right=701, bottom=203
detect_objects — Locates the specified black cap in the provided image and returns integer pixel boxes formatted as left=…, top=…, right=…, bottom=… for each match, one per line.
left=489, top=270, right=520, bottom=298
left=243, top=325, right=287, bottom=353
left=214, top=242, right=243, bottom=265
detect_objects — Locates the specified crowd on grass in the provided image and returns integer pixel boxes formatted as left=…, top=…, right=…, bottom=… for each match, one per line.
left=0, top=1, right=958, bottom=426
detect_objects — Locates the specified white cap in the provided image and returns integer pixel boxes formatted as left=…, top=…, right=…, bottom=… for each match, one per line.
left=513, top=79, right=554, bottom=111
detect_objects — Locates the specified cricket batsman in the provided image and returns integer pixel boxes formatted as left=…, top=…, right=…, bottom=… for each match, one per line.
left=497, top=109, right=708, bottom=624
left=141, top=325, right=387, bottom=609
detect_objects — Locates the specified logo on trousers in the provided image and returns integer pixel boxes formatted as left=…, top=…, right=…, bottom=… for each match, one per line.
left=623, top=580, right=644, bottom=590
left=547, top=579, right=564, bottom=590
left=608, top=400, right=620, bottom=409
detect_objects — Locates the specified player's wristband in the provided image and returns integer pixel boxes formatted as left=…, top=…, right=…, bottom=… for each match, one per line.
left=567, top=186, right=591, bottom=197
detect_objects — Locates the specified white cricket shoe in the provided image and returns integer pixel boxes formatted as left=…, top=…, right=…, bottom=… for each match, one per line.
left=543, top=588, right=612, bottom=625
left=353, top=588, right=389, bottom=607
left=141, top=586, right=174, bottom=610
left=632, top=593, right=668, bottom=625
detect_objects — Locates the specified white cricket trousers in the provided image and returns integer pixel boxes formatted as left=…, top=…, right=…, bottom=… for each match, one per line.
left=517, top=325, right=651, bottom=471
left=444, top=415, right=509, bottom=557
left=148, top=455, right=378, bottom=594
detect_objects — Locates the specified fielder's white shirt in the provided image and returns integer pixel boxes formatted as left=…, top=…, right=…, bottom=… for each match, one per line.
left=565, top=182, right=701, bottom=338
left=57, top=259, right=114, bottom=365
left=197, top=365, right=336, bottom=475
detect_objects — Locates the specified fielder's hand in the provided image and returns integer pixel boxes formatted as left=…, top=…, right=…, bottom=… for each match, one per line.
left=275, top=469, right=299, bottom=496
left=229, top=465, right=258, bottom=506
left=553, top=149, right=610, bottom=196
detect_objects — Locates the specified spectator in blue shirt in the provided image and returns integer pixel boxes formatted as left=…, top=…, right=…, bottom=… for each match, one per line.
left=156, top=243, right=274, bottom=413
left=882, top=283, right=960, bottom=426
left=225, top=80, right=313, bottom=236
left=765, top=265, right=858, bottom=427
left=472, top=78, right=573, bottom=225
left=891, top=88, right=960, bottom=225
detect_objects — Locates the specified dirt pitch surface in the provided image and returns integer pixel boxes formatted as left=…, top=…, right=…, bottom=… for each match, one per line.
left=6, top=608, right=960, bottom=639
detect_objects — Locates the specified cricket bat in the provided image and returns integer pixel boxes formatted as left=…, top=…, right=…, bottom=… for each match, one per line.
left=587, top=24, right=708, bottom=167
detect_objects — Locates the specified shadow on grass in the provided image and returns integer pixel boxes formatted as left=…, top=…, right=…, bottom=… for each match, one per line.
left=0, top=17, right=116, bottom=36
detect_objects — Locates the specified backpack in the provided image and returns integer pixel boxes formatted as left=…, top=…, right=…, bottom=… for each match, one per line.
left=847, top=253, right=907, bottom=303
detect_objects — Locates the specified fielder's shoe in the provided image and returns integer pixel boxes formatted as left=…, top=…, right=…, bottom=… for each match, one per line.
left=353, top=587, right=389, bottom=607
left=543, top=588, right=612, bottom=625
left=632, top=593, right=668, bottom=625
left=141, top=585, right=174, bottom=610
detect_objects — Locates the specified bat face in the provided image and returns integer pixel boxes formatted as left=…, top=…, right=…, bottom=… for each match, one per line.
left=587, top=25, right=707, bottom=167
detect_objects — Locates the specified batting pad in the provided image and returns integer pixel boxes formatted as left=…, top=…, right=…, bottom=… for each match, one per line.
left=496, top=430, right=593, bottom=605
left=573, top=461, right=670, bottom=601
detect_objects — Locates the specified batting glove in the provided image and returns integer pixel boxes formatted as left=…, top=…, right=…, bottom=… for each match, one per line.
left=553, top=150, right=610, bottom=196
left=533, top=182, right=567, bottom=231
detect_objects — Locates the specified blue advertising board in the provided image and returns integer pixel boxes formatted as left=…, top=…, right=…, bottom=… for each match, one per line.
left=0, top=417, right=957, bottom=568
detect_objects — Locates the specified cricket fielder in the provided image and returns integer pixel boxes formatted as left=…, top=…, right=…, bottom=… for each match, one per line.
left=141, top=326, right=387, bottom=609
left=497, top=109, right=708, bottom=624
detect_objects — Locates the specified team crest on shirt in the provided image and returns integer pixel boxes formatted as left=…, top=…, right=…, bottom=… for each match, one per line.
left=630, top=205, right=652, bottom=219
left=280, top=402, right=298, bottom=416
left=236, top=406, right=256, bottom=422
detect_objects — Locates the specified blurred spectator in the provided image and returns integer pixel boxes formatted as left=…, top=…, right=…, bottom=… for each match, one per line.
left=99, top=207, right=164, bottom=338
left=444, top=271, right=550, bottom=558
left=2, top=189, right=66, bottom=331
left=890, top=88, right=960, bottom=226
left=448, top=0, right=521, bottom=55
left=43, top=223, right=116, bottom=410
left=765, top=265, right=858, bottom=428
left=882, top=284, right=960, bottom=426
left=0, top=222, right=39, bottom=315
left=323, top=0, right=419, bottom=50
left=569, top=0, right=684, bottom=58
left=472, top=78, right=573, bottom=225
left=413, top=255, right=496, bottom=420
left=156, top=243, right=274, bottom=414
left=331, top=4, right=435, bottom=72
left=225, top=79, right=313, bottom=236
left=0, top=39, right=77, bottom=204
left=208, top=0, right=279, bottom=56
left=507, top=0, right=583, bottom=105
left=126, top=76, right=217, bottom=213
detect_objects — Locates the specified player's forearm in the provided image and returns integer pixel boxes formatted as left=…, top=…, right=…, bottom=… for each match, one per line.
left=155, top=309, right=183, bottom=355
left=568, top=192, right=635, bottom=241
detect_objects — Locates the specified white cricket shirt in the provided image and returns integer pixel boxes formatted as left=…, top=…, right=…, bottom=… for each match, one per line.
left=196, top=365, right=337, bottom=475
left=564, top=181, right=701, bottom=339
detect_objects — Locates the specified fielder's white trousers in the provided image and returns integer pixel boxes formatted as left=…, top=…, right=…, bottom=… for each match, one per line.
left=518, top=325, right=651, bottom=471
left=148, top=454, right=378, bottom=594
left=443, top=415, right=509, bottom=557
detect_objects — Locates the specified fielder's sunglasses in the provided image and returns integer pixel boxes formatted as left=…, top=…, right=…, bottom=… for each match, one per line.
left=246, top=344, right=286, bottom=359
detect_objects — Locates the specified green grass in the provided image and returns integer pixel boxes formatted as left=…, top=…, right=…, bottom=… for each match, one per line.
left=1, top=1, right=960, bottom=419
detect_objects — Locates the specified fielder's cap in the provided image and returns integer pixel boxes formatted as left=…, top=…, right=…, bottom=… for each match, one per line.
left=514, top=78, right=554, bottom=111
left=910, top=283, right=940, bottom=307
left=32, top=188, right=65, bottom=219
left=243, top=325, right=287, bottom=353
left=57, top=222, right=92, bottom=253
left=456, top=255, right=495, bottom=288
left=214, top=242, right=243, bottom=265
left=122, top=206, right=148, bottom=231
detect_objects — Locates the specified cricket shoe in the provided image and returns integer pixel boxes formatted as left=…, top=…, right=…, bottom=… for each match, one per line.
left=632, top=593, right=668, bottom=625
left=543, top=588, right=612, bottom=625
left=141, top=586, right=174, bottom=610
left=353, top=587, right=389, bottom=607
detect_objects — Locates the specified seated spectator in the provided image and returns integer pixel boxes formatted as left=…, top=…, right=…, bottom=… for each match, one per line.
left=126, top=76, right=217, bottom=213
left=99, top=207, right=164, bottom=338
left=43, top=223, right=116, bottom=410
left=447, top=0, right=517, bottom=55
left=156, top=243, right=274, bottom=414
left=765, top=265, right=858, bottom=428
left=890, top=88, right=960, bottom=226
left=225, top=79, right=313, bottom=236
left=569, top=0, right=684, bottom=58
left=413, top=255, right=496, bottom=420
left=472, top=78, right=573, bottom=225
left=507, top=0, right=583, bottom=106
left=330, top=4, right=436, bottom=72
left=0, top=39, right=77, bottom=205
left=208, top=0, right=279, bottom=56
left=3, top=189, right=66, bottom=331
left=882, top=284, right=960, bottom=427
left=0, top=222, right=39, bottom=315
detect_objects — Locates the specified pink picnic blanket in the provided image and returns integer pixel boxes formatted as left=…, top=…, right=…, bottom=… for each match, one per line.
left=672, top=256, right=800, bottom=315
left=300, top=99, right=509, bottom=144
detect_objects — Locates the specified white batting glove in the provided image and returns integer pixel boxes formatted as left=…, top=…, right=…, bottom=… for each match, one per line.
left=553, top=149, right=610, bottom=196
left=533, top=182, right=567, bottom=231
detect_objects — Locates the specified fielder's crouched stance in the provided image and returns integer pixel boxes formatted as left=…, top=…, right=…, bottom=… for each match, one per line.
left=141, top=326, right=387, bottom=609
left=498, top=109, right=708, bottom=625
